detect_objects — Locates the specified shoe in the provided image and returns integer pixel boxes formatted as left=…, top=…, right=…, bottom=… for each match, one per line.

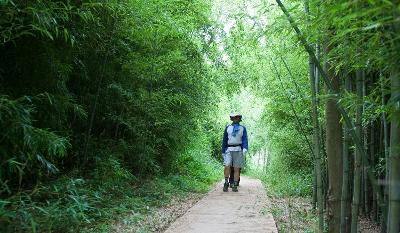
left=229, top=183, right=234, bottom=188
left=232, top=185, right=238, bottom=192
left=223, top=182, right=229, bottom=192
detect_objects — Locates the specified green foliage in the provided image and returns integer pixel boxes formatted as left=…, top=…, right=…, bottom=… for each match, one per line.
left=246, top=161, right=312, bottom=197
left=3, top=0, right=396, bottom=230
left=172, top=130, right=221, bottom=185
left=307, top=0, right=399, bottom=70
left=263, top=154, right=313, bottom=197
left=0, top=95, right=70, bottom=193
left=1, top=178, right=93, bottom=232
left=0, top=139, right=220, bottom=232
left=210, top=0, right=314, bottom=195
left=0, top=0, right=217, bottom=185
left=0, top=0, right=225, bottom=231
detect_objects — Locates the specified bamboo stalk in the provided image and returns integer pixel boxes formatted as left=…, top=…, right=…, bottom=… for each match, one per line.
left=303, top=1, right=323, bottom=227
left=363, top=72, right=369, bottom=218
left=380, top=72, right=389, bottom=233
left=274, top=0, right=383, bottom=206
left=269, top=57, right=314, bottom=156
left=387, top=67, right=400, bottom=233
left=351, top=70, right=363, bottom=233
left=371, top=121, right=377, bottom=221
left=340, top=75, right=351, bottom=233
left=309, top=42, right=325, bottom=233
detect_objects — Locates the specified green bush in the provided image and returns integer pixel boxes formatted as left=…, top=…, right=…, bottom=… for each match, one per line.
left=0, top=127, right=221, bottom=232
left=262, top=154, right=313, bottom=197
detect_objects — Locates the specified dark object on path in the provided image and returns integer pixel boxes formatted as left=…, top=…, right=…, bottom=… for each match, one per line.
left=223, top=182, right=229, bottom=192
left=229, top=167, right=241, bottom=187
left=232, top=185, right=238, bottom=192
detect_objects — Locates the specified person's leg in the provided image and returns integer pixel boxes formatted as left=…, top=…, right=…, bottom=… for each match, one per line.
left=223, top=166, right=231, bottom=191
left=234, top=167, right=240, bottom=181
left=229, top=166, right=234, bottom=184
left=238, top=168, right=241, bottom=185
left=229, top=166, right=235, bottom=188
left=231, top=151, right=243, bottom=192
left=222, top=152, right=232, bottom=192
left=223, top=152, right=231, bottom=180
left=224, top=166, right=231, bottom=180
left=231, top=167, right=240, bottom=192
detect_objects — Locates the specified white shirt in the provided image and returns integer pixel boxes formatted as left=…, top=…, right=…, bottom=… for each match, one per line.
left=225, top=125, right=245, bottom=152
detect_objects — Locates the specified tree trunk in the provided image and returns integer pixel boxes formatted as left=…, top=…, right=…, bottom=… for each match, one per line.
left=387, top=68, right=400, bottom=233
left=303, top=0, right=318, bottom=211
left=371, top=121, right=377, bottom=221
left=316, top=44, right=329, bottom=212
left=351, top=70, right=364, bottom=233
left=310, top=45, right=324, bottom=233
left=363, top=73, right=369, bottom=217
left=313, top=168, right=318, bottom=209
left=340, top=74, right=351, bottom=233
left=325, top=61, right=343, bottom=233
left=381, top=72, right=389, bottom=233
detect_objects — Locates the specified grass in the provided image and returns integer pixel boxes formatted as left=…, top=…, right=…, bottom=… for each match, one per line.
left=1, top=154, right=221, bottom=233
left=268, top=195, right=318, bottom=233
left=83, top=174, right=218, bottom=233
left=245, top=165, right=317, bottom=233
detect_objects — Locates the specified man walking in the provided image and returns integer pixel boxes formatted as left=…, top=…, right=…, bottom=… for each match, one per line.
left=222, top=112, right=248, bottom=192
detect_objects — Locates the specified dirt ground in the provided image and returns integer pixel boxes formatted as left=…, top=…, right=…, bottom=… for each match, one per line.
left=109, top=192, right=205, bottom=233
left=267, top=195, right=380, bottom=233
left=110, top=177, right=379, bottom=233
left=164, top=177, right=278, bottom=233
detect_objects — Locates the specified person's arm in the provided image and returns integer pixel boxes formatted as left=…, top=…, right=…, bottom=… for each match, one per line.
left=222, top=126, right=228, bottom=154
left=242, top=126, right=248, bottom=152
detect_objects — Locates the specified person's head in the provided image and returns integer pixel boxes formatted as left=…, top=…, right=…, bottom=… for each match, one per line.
left=229, top=112, right=242, bottom=123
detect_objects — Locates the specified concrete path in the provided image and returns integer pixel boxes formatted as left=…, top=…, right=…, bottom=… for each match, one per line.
left=164, top=177, right=278, bottom=233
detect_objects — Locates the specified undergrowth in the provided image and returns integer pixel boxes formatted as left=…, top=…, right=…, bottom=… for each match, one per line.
left=245, top=161, right=316, bottom=233
left=0, top=153, right=220, bottom=233
left=246, top=154, right=313, bottom=197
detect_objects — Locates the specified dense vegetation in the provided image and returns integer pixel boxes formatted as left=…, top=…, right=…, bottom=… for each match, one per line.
left=1, top=0, right=399, bottom=232
left=212, top=0, right=400, bottom=232
left=0, top=0, right=224, bottom=231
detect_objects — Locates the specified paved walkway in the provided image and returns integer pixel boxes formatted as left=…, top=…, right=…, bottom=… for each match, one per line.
left=164, top=177, right=278, bottom=233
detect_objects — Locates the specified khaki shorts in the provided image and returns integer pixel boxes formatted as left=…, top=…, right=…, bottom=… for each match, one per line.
left=223, top=151, right=244, bottom=168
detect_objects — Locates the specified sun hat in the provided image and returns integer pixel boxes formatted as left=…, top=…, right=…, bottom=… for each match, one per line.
left=229, top=112, right=242, bottom=117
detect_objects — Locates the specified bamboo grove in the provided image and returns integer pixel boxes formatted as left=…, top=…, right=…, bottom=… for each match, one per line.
left=0, top=0, right=227, bottom=231
left=211, top=0, right=400, bottom=232
left=1, top=0, right=400, bottom=232
left=273, top=0, right=400, bottom=232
